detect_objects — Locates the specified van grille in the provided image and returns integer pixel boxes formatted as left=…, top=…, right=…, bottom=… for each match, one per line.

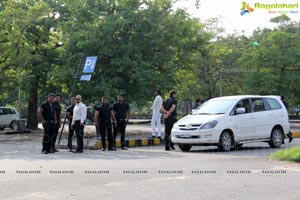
left=178, top=124, right=201, bottom=131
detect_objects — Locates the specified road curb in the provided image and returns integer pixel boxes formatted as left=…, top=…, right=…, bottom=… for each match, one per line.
left=56, top=137, right=163, bottom=150
left=56, top=132, right=300, bottom=150
left=291, top=131, right=300, bottom=138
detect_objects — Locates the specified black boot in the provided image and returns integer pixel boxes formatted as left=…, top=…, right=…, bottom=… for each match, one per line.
left=287, top=131, right=293, bottom=143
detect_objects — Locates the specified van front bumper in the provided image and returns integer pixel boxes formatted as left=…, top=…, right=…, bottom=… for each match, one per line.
left=171, top=129, right=220, bottom=145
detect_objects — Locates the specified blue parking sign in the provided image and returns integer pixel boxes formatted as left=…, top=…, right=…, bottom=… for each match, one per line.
left=80, top=74, right=92, bottom=81
left=83, top=56, right=97, bottom=73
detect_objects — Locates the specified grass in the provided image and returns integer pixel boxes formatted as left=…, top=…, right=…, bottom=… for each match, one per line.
left=271, top=147, right=300, bottom=163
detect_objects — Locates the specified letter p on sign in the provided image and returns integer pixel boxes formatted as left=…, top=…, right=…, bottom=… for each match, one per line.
left=83, top=56, right=97, bottom=73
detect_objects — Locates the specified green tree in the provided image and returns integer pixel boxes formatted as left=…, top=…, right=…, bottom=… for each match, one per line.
left=0, top=0, right=64, bottom=128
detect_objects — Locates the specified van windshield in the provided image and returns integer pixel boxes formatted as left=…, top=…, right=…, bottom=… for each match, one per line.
left=192, top=100, right=236, bottom=115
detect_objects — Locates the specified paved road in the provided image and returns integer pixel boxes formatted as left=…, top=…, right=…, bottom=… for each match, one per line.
left=0, top=138, right=300, bottom=200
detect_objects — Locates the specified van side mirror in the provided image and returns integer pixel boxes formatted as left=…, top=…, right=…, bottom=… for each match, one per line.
left=236, top=107, right=246, bottom=114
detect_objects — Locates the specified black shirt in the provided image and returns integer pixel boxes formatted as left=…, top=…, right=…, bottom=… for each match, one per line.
left=163, top=98, right=177, bottom=118
left=53, top=101, right=61, bottom=121
left=41, top=101, right=55, bottom=121
left=282, top=100, right=289, bottom=112
left=66, top=105, right=75, bottom=122
left=96, top=104, right=113, bottom=123
left=112, top=102, right=130, bottom=120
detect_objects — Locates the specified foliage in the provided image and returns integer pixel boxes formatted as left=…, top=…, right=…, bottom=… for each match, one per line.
left=1, top=0, right=300, bottom=128
left=271, top=147, right=300, bottom=163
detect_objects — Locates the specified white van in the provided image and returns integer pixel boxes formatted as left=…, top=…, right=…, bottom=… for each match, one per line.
left=0, top=107, right=19, bottom=130
left=171, top=95, right=290, bottom=152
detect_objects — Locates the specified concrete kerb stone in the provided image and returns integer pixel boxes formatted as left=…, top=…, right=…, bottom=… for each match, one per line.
left=56, top=132, right=300, bottom=151
left=56, top=138, right=163, bottom=150
left=291, top=131, right=300, bottom=138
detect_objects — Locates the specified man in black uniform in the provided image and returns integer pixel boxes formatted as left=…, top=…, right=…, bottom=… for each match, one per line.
left=94, top=96, right=116, bottom=151
left=66, top=97, right=75, bottom=151
left=112, top=94, right=130, bottom=150
left=281, top=96, right=293, bottom=143
left=51, top=93, right=61, bottom=153
left=38, top=93, right=56, bottom=154
left=161, top=90, right=177, bottom=151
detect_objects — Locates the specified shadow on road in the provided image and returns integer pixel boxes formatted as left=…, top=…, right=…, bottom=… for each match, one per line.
left=0, top=141, right=185, bottom=161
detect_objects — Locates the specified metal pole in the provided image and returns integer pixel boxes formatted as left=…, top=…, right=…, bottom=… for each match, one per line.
left=219, top=69, right=223, bottom=97
left=17, top=64, right=21, bottom=114
left=58, top=53, right=84, bottom=144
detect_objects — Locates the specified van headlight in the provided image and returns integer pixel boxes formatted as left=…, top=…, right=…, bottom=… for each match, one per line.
left=200, top=120, right=218, bottom=129
left=172, top=123, right=179, bottom=130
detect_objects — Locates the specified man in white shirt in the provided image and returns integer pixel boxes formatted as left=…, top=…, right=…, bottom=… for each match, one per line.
left=71, top=95, right=87, bottom=153
left=149, top=90, right=163, bottom=139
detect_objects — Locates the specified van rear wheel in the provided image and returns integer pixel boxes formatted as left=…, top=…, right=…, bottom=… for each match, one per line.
left=269, top=128, right=283, bottom=148
left=178, top=144, right=192, bottom=152
left=218, top=131, right=232, bottom=152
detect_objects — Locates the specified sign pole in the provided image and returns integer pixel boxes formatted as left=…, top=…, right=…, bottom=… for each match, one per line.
left=58, top=53, right=84, bottom=145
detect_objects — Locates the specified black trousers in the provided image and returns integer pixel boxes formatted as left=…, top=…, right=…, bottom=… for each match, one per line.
left=99, top=121, right=113, bottom=149
left=42, top=121, right=55, bottom=152
left=50, top=123, right=59, bottom=150
left=67, top=121, right=74, bottom=150
left=113, top=119, right=127, bottom=147
left=164, top=117, right=177, bottom=149
left=74, top=120, right=84, bottom=151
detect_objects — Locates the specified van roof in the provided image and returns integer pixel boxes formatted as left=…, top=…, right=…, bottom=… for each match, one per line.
left=210, top=95, right=281, bottom=101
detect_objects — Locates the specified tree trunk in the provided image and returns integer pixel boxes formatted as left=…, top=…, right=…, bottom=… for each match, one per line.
left=26, top=75, right=39, bottom=129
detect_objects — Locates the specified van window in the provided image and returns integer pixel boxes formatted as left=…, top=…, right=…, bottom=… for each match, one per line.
left=233, top=99, right=251, bottom=115
left=0, top=108, right=15, bottom=115
left=1, top=108, right=9, bottom=115
left=8, top=108, right=16, bottom=114
left=252, top=99, right=265, bottom=112
left=265, top=98, right=282, bottom=110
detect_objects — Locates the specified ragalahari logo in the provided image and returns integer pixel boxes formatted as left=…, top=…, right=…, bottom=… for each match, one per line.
left=240, top=2, right=254, bottom=15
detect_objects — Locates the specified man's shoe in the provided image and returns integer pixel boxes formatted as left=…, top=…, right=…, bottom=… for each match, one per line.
left=121, top=146, right=128, bottom=150
left=165, top=148, right=171, bottom=151
left=41, top=151, right=48, bottom=154
left=101, top=148, right=106, bottom=151
left=108, top=148, right=117, bottom=151
left=170, top=146, right=176, bottom=150
left=148, top=135, right=156, bottom=139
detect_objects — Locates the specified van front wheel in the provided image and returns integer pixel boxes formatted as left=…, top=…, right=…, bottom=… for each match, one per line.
left=178, top=144, right=192, bottom=152
left=218, top=131, right=232, bottom=152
